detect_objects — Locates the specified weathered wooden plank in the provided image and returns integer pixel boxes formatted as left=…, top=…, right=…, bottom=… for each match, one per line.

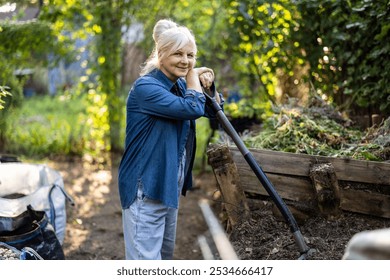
left=340, top=189, right=390, bottom=219
left=239, top=172, right=315, bottom=201
left=230, top=147, right=390, bottom=185
left=242, top=170, right=390, bottom=218
left=226, top=146, right=390, bottom=218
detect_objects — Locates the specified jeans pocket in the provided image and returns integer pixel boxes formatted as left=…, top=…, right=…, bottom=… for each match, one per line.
left=136, top=181, right=145, bottom=201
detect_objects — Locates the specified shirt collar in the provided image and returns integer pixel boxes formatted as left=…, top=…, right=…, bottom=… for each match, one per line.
left=149, top=68, right=176, bottom=90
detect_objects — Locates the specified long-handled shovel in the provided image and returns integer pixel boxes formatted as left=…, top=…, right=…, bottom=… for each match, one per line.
left=203, top=83, right=312, bottom=259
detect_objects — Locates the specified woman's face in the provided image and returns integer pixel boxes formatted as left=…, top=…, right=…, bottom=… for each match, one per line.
left=159, top=42, right=196, bottom=82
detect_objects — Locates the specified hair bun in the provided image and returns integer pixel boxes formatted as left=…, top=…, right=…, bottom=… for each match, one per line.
left=153, top=19, right=178, bottom=43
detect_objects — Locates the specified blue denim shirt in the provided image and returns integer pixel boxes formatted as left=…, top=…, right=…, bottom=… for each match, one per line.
left=118, top=69, right=218, bottom=209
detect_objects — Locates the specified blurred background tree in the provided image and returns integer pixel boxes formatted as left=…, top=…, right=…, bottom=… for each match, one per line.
left=0, top=0, right=70, bottom=149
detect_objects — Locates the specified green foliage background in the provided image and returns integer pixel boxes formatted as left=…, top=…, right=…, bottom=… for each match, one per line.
left=293, top=0, right=390, bottom=112
left=0, top=0, right=389, bottom=166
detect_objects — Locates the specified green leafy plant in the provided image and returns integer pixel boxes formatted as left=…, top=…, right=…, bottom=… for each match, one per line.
left=293, top=0, right=390, bottom=113
left=0, top=86, right=11, bottom=110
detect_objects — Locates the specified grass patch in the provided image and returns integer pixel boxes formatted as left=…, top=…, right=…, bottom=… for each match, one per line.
left=4, top=94, right=88, bottom=159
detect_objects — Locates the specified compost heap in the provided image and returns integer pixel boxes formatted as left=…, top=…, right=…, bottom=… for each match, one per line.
left=243, top=96, right=390, bottom=161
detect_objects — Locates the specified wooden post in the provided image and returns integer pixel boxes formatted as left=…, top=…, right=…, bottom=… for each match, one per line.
left=207, top=144, right=249, bottom=230
left=309, top=163, right=341, bottom=218
left=371, top=114, right=382, bottom=127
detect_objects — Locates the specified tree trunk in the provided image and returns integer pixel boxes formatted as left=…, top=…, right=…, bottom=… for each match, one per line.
left=96, top=4, right=123, bottom=153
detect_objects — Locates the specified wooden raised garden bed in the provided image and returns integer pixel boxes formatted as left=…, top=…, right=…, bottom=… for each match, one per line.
left=207, top=144, right=390, bottom=223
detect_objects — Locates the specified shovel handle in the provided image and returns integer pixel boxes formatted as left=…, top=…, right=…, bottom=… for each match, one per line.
left=202, top=83, right=310, bottom=256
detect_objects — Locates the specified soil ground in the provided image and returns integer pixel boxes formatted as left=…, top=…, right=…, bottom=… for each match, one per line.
left=47, top=157, right=390, bottom=260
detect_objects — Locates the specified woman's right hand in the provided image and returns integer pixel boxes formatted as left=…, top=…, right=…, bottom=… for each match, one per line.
left=199, top=70, right=214, bottom=89
left=186, top=67, right=214, bottom=92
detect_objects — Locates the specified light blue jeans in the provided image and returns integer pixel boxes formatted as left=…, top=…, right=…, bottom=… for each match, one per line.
left=122, top=150, right=186, bottom=260
left=122, top=188, right=178, bottom=260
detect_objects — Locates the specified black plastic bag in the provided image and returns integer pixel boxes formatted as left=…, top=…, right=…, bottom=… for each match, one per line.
left=0, top=205, right=65, bottom=260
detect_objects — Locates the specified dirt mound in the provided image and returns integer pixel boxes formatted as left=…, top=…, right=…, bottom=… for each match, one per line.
left=229, top=199, right=390, bottom=260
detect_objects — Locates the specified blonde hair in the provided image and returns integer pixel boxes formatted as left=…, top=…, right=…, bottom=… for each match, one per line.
left=140, top=19, right=197, bottom=76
